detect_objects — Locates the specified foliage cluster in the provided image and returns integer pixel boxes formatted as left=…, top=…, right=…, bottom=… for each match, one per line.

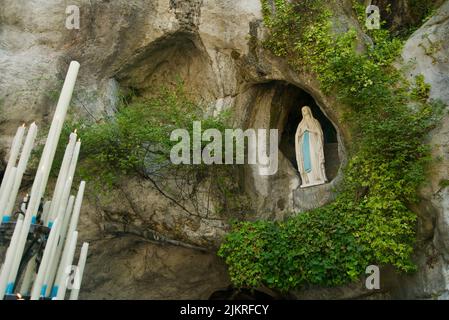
left=39, top=84, right=250, bottom=216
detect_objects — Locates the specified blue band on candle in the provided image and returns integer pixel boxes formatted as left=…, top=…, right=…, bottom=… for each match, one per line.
left=51, top=286, right=59, bottom=298
left=2, top=216, right=10, bottom=223
left=41, top=285, right=47, bottom=297
left=48, top=221, right=53, bottom=228
left=6, top=282, right=14, bottom=294
left=31, top=216, right=37, bottom=224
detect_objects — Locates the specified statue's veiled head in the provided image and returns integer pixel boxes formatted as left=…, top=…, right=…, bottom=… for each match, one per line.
left=301, top=106, right=312, bottom=118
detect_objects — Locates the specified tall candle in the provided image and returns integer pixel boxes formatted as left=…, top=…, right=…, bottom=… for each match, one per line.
left=48, top=132, right=77, bottom=225
left=3, top=123, right=38, bottom=223
left=7, top=61, right=80, bottom=291
left=0, top=214, right=24, bottom=299
left=5, top=170, right=43, bottom=292
left=19, top=256, right=36, bottom=296
left=0, top=167, right=17, bottom=224
left=48, top=138, right=80, bottom=225
left=69, top=242, right=89, bottom=301
left=53, top=181, right=85, bottom=296
left=40, top=61, right=80, bottom=193
left=29, top=218, right=60, bottom=300
left=55, top=231, right=78, bottom=300
left=0, top=125, right=25, bottom=201
left=42, top=200, right=51, bottom=227
left=44, top=195, right=75, bottom=296
left=38, top=179, right=72, bottom=295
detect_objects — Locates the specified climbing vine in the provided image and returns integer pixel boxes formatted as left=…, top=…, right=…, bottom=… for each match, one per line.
left=218, top=0, right=443, bottom=291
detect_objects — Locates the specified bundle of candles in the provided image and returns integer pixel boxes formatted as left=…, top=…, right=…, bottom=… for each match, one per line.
left=0, top=61, right=89, bottom=300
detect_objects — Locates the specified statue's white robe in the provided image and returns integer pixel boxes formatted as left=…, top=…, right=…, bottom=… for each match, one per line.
left=295, top=112, right=328, bottom=187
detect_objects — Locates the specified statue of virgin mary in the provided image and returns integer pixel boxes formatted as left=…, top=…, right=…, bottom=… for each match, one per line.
left=295, top=106, right=328, bottom=188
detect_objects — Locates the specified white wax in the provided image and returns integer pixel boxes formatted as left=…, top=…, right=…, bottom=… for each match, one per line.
left=37, top=178, right=73, bottom=297
left=18, top=123, right=37, bottom=172
left=55, top=231, right=78, bottom=300
left=0, top=215, right=24, bottom=299
left=48, top=138, right=80, bottom=225
left=40, top=61, right=80, bottom=193
left=5, top=61, right=80, bottom=297
left=4, top=123, right=38, bottom=222
left=69, top=242, right=89, bottom=301
left=54, top=181, right=85, bottom=292
left=44, top=195, right=75, bottom=296
left=6, top=171, right=43, bottom=290
left=0, top=167, right=17, bottom=224
left=19, top=256, right=36, bottom=296
left=48, top=132, right=77, bottom=224
left=42, top=200, right=51, bottom=226
left=30, top=218, right=60, bottom=300
left=0, top=125, right=25, bottom=201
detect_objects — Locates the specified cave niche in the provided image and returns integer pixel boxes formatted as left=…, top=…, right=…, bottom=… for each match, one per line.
left=240, top=80, right=344, bottom=215
left=270, top=82, right=341, bottom=183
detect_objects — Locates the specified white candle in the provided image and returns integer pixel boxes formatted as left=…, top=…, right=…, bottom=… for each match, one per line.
left=6, top=171, right=43, bottom=291
left=0, top=214, right=24, bottom=299
left=4, top=61, right=79, bottom=298
left=30, top=218, right=60, bottom=300
left=3, top=123, right=38, bottom=223
left=69, top=242, right=89, bottom=301
left=48, top=137, right=80, bottom=225
left=48, top=132, right=77, bottom=225
left=35, top=178, right=73, bottom=298
left=44, top=195, right=75, bottom=296
left=19, top=256, right=36, bottom=296
left=55, top=231, right=78, bottom=300
left=0, top=167, right=17, bottom=224
left=0, top=125, right=25, bottom=201
left=40, top=61, right=80, bottom=194
left=17, top=123, right=37, bottom=173
left=54, top=181, right=85, bottom=296
left=42, top=200, right=51, bottom=227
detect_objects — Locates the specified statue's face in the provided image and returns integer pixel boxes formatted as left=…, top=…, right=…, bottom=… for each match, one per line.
left=302, top=107, right=311, bottom=118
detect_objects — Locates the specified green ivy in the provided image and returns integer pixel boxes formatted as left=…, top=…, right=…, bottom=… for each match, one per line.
left=34, top=83, right=253, bottom=216
left=218, top=0, right=442, bottom=292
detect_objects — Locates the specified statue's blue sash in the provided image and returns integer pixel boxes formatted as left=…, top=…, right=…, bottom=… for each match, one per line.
left=303, top=130, right=312, bottom=173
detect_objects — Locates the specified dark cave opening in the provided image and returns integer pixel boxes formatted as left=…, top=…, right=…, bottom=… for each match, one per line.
left=273, top=83, right=340, bottom=182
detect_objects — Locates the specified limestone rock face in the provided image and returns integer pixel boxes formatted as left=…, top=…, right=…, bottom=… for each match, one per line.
left=0, top=0, right=448, bottom=299
left=397, top=1, right=449, bottom=299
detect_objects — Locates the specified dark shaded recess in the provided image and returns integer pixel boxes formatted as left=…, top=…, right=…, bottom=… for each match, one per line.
left=370, top=0, right=444, bottom=37
left=274, top=83, right=340, bottom=181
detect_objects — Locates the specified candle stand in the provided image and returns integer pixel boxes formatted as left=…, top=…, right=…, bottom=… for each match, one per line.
left=1, top=218, right=50, bottom=300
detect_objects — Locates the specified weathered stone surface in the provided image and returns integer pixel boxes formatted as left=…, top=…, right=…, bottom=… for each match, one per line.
left=80, top=236, right=230, bottom=300
left=398, top=1, right=449, bottom=299
left=1, top=0, right=448, bottom=300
